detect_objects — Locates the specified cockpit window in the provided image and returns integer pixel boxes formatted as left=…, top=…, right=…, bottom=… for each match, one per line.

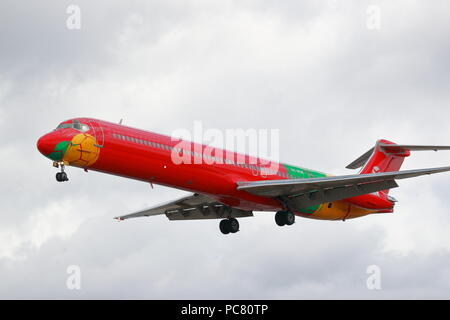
left=56, top=123, right=73, bottom=129
left=56, top=120, right=89, bottom=132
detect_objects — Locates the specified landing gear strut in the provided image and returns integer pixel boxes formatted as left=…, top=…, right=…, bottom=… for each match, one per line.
left=55, top=164, right=69, bottom=182
left=219, top=218, right=239, bottom=235
left=275, top=210, right=295, bottom=226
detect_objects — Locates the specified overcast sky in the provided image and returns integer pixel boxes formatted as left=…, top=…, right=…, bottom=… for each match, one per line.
left=1, top=0, right=450, bottom=299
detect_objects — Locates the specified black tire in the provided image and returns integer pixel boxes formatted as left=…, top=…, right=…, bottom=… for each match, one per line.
left=275, top=211, right=286, bottom=226
left=61, top=172, right=68, bottom=181
left=285, top=211, right=295, bottom=225
left=219, top=219, right=231, bottom=234
left=229, top=218, right=239, bottom=233
left=56, top=172, right=62, bottom=182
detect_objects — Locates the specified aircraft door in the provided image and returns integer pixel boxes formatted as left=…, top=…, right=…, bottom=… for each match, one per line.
left=88, top=120, right=105, bottom=148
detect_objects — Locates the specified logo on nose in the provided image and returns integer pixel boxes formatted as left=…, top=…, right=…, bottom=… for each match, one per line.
left=37, top=134, right=69, bottom=161
left=37, top=132, right=100, bottom=166
left=49, top=141, right=70, bottom=161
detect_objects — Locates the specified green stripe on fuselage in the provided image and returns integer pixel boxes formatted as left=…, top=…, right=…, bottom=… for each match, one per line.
left=282, top=163, right=327, bottom=214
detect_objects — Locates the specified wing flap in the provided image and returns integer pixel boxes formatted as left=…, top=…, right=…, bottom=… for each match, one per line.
left=115, top=193, right=212, bottom=220
left=115, top=193, right=253, bottom=221
left=286, top=180, right=398, bottom=210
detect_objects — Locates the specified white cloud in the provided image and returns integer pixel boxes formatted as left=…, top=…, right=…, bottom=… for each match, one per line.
left=0, top=197, right=88, bottom=260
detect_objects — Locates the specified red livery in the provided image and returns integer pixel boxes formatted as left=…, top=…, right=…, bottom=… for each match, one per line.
left=37, top=118, right=450, bottom=234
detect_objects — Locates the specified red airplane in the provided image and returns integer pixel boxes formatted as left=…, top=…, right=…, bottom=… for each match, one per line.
left=37, top=118, right=450, bottom=234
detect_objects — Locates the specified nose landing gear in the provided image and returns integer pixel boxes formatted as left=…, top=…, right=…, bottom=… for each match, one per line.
left=55, top=163, right=69, bottom=182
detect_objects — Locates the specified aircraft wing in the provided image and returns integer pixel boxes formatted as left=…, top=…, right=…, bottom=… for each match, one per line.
left=115, top=193, right=253, bottom=221
left=237, top=166, right=450, bottom=207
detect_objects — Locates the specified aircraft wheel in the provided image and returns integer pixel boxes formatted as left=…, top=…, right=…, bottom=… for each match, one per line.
left=229, top=218, right=239, bottom=233
left=219, top=218, right=239, bottom=234
left=56, top=171, right=69, bottom=182
left=219, top=219, right=231, bottom=234
left=275, top=211, right=295, bottom=226
left=56, top=172, right=69, bottom=182
left=275, top=211, right=286, bottom=226
left=285, top=211, right=295, bottom=225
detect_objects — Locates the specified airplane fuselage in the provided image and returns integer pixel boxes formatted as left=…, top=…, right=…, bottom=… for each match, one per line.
left=37, top=118, right=394, bottom=221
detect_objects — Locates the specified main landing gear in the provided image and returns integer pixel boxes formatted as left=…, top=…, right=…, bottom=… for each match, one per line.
left=219, top=218, right=239, bottom=235
left=275, top=210, right=295, bottom=227
left=55, top=163, right=69, bottom=182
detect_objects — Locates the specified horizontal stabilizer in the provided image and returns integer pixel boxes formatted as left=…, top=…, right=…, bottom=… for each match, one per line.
left=346, top=142, right=450, bottom=170
left=379, top=144, right=450, bottom=152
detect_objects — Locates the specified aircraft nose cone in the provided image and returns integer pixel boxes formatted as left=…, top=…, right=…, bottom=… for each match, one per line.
left=37, top=132, right=70, bottom=161
left=37, top=134, right=53, bottom=156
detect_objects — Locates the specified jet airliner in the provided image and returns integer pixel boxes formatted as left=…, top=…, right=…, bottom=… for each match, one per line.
left=37, top=118, right=450, bottom=234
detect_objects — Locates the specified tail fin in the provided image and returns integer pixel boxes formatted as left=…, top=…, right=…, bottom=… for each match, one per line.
left=346, top=140, right=450, bottom=193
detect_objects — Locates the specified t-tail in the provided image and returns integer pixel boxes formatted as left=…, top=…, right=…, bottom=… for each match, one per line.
left=346, top=139, right=450, bottom=194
